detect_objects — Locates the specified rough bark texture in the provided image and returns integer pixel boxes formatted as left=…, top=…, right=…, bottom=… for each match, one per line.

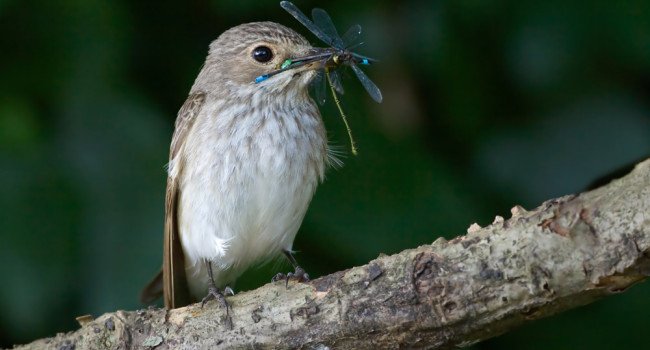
left=15, top=159, right=650, bottom=350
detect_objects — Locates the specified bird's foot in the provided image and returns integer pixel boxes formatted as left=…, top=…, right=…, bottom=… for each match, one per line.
left=201, top=285, right=234, bottom=329
left=272, top=266, right=310, bottom=287
left=200, top=285, right=234, bottom=308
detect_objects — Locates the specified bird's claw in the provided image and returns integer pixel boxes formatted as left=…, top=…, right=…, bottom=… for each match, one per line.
left=201, top=285, right=230, bottom=308
left=272, top=266, right=310, bottom=287
left=201, top=285, right=234, bottom=329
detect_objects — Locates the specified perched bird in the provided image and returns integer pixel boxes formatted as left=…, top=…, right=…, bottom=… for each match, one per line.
left=140, top=22, right=338, bottom=310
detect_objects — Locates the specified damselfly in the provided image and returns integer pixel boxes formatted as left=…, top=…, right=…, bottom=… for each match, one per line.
left=279, top=1, right=382, bottom=104
left=255, top=1, right=382, bottom=154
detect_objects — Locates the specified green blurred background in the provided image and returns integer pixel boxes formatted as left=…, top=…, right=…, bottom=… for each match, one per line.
left=1, top=0, right=649, bottom=348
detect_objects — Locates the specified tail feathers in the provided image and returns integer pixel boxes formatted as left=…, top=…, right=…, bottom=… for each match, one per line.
left=140, top=268, right=164, bottom=304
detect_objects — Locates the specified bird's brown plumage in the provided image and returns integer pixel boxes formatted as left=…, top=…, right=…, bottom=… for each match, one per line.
left=141, top=22, right=330, bottom=309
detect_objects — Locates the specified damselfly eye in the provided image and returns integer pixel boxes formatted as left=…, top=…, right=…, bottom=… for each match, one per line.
left=252, top=46, right=274, bottom=63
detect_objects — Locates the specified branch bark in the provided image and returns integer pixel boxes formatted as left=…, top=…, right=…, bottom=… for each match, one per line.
left=17, top=159, right=650, bottom=350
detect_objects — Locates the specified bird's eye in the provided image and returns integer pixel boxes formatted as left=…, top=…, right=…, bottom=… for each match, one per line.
left=252, top=46, right=274, bottom=63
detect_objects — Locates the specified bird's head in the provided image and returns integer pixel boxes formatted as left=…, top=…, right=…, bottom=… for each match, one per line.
left=193, top=22, right=328, bottom=99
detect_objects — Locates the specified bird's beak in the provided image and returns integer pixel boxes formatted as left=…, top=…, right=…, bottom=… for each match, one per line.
left=253, top=47, right=334, bottom=84
left=283, top=47, right=335, bottom=71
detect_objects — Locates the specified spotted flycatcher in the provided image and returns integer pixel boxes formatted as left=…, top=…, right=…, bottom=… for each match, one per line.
left=140, top=21, right=338, bottom=312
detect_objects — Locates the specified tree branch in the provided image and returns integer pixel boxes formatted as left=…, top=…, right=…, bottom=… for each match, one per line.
left=17, top=159, right=650, bottom=349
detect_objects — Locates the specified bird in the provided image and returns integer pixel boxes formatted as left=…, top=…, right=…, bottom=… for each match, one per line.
left=140, top=21, right=338, bottom=313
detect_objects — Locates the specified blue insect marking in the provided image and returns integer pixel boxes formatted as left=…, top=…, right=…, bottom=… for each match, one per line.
left=254, top=74, right=269, bottom=83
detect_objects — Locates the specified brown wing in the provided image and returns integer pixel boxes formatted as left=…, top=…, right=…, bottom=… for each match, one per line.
left=163, top=92, right=206, bottom=308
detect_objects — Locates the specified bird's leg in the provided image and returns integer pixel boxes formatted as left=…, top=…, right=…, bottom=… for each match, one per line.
left=272, top=249, right=310, bottom=287
left=201, top=260, right=235, bottom=328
